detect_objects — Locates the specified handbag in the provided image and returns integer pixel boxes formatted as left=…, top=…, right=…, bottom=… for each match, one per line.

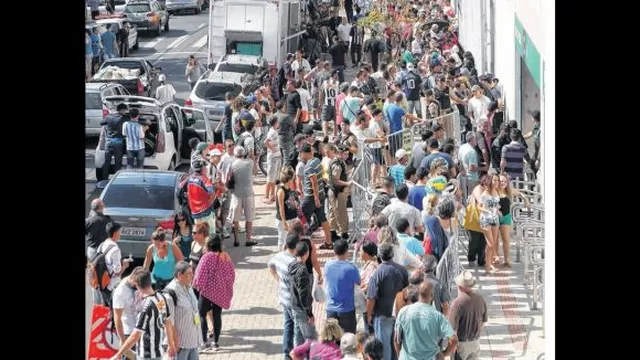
left=463, top=200, right=482, bottom=232
left=313, top=280, right=326, bottom=303
left=423, top=233, right=433, bottom=255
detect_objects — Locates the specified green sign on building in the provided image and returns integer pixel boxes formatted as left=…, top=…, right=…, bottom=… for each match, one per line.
left=514, top=15, right=541, bottom=88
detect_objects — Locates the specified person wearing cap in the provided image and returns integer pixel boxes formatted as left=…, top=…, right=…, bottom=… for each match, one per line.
left=388, top=149, right=408, bottom=189
left=100, top=102, right=129, bottom=178
left=394, top=281, right=458, bottom=360
left=229, top=146, right=258, bottom=247
left=467, top=85, right=491, bottom=129
left=449, top=270, right=486, bottom=360
left=191, top=142, right=209, bottom=173
left=186, top=160, right=217, bottom=235
left=327, top=144, right=352, bottom=242
left=154, top=74, right=176, bottom=104
left=523, top=110, right=541, bottom=172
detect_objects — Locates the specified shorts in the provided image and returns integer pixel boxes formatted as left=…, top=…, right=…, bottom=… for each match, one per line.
left=479, top=214, right=499, bottom=228
left=194, top=212, right=216, bottom=233
left=367, top=147, right=383, bottom=165
left=220, top=192, right=231, bottom=215
left=266, top=154, right=282, bottom=183
left=230, top=194, right=255, bottom=222
left=300, top=110, right=310, bottom=122
left=499, top=213, right=513, bottom=226
left=321, top=105, right=336, bottom=122
left=301, top=195, right=327, bottom=224
left=388, top=136, right=403, bottom=159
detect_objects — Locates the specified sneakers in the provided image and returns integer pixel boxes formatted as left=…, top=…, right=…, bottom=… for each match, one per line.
left=222, top=229, right=231, bottom=238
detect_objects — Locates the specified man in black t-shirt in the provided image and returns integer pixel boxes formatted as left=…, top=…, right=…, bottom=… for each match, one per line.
left=401, top=63, right=423, bottom=118
left=329, top=36, right=348, bottom=83
left=117, top=22, right=130, bottom=58
left=285, top=80, right=303, bottom=133
left=110, top=268, right=177, bottom=360
left=216, top=92, right=235, bottom=141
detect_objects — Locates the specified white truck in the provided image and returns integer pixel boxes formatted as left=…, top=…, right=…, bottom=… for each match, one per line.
left=207, top=0, right=304, bottom=67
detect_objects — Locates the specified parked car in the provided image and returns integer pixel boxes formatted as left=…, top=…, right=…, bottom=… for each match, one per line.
left=213, top=54, right=267, bottom=76
left=90, top=57, right=163, bottom=97
left=95, top=95, right=214, bottom=181
left=166, top=0, right=205, bottom=14
left=124, top=0, right=170, bottom=36
left=100, top=169, right=187, bottom=259
left=184, top=70, right=246, bottom=133
left=85, top=82, right=130, bottom=137
left=96, top=18, right=140, bottom=51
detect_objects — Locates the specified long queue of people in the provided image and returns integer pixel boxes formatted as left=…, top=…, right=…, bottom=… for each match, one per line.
left=85, top=1, right=542, bottom=359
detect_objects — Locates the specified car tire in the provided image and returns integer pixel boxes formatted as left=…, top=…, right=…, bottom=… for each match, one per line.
left=133, top=37, right=139, bottom=50
left=169, top=157, right=176, bottom=170
left=155, top=24, right=162, bottom=36
left=164, top=20, right=169, bottom=32
left=258, top=153, right=267, bottom=176
left=96, top=167, right=107, bottom=182
left=195, top=6, right=200, bottom=14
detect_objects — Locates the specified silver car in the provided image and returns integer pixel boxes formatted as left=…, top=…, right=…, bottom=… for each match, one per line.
left=85, top=82, right=129, bottom=137
left=185, top=70, right=246, bottom=131
left=166, top=0, right=204, bottom=14
left=99, top=169, right=187, bottom=259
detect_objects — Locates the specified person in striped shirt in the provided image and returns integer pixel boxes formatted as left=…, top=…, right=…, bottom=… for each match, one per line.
left=164, top=261, right=203, bottom=357
left=389, top=149, right=408, bottom=189
left=122, top=108, right=148, bottom=169
left=268, top=233, right=302, bottom=359
left=110, top=268, right=177, bottom=360
left=500, top=128, right=531, bottom=181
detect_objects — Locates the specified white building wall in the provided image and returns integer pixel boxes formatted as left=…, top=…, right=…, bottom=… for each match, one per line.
left=457, top=0, right=484, bottom=74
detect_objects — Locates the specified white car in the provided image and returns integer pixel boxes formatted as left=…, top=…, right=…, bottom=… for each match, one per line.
left=94, top=95, right=213, bottom=181
left=166, top=0, right=205, bottom=15
left=86, top=18, right=140, bottom=52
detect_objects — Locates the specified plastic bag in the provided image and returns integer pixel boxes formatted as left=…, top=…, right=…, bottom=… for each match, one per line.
left=313, top=280, right=326, bottom=303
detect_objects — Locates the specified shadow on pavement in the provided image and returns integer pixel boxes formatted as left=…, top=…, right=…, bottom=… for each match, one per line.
left=224, top=306, right=282, bottom=317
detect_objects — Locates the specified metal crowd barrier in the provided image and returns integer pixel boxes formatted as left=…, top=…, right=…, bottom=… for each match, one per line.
left=436, top=225, right=462, bottom=301
left=512, top=203, right=544, bottom=262
left=410, top=108, right=462, bottom=147
left=529, top=243, right=545, bottom=311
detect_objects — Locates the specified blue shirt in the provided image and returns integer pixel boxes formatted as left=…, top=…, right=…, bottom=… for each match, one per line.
left=395, top=302, right=454, bottom=360
left=85, top=37, right=93, bottom=55
left=419, top=152, right=454, bottom=172
left=341, top=96, right=362, bottom=123
left=407, top=184, right=426, bottom=211
left=388, top=164, right=406, bottom=189
left=101, top=31, right=116, bottom=55
left=397, top=233, right=425, bottom=258
left=387, top=103, right=405, bottom=134
left=91, top=34, right=101, bottom=56
left=324, top=259, right=360, bottom=313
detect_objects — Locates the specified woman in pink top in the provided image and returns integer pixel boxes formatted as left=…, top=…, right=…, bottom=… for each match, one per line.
left=290, top=318, right=343, bottom=360
left=193, top=235, right=236, bottom=349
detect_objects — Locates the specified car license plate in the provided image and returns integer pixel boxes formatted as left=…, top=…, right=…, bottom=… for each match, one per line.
left=121, top=227, right=146, bottom=237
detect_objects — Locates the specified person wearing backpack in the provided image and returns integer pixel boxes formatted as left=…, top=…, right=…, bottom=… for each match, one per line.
left=90, top=222, right=129, bottom=307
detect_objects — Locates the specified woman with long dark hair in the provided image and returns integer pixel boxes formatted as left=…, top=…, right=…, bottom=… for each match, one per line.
left=172, top=210, right=193, bottom=258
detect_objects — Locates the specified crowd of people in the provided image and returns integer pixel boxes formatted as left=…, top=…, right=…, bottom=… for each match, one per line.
left=86, top=0, right=542, bottom=359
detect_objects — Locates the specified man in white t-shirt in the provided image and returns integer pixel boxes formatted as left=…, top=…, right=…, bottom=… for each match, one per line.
left=296, top=78, right=312, bottom=124
left=264, top=116, right=282, bottom=202
left=218, top=138, right=235, bottom=238
left=337, top=17, right=352, bottom=46
left=291, top=50, right=311, bottom=80
left=351, top=111, right=385, bottom=165
left=95, top=222, right=129, bottom=307
left=112, top=267, right=145, bottom=351
left=155, top=74, right=176, bottom=104
left=467, top=85, right=491, bottom=129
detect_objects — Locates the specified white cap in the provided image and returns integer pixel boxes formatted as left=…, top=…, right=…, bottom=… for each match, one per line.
left=407, top=63, right=415, bottom=72
left=158, top=74, right=166, bottom=82
left=395, top=149, right=407, bottom=160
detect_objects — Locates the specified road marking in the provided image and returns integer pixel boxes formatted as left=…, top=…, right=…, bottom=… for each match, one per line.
left=139, top=37, right=164, bottom=49
left=198, top=23, right=205, bottom=29
left=191, top=35, right=208, bottom=49
left=145, top=26, right=208, bottom=62
left=167, top=35, right=189, bottom=49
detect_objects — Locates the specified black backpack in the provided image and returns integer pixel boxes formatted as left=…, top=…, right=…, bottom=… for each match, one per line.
left=161, top=288, right=178, bottom=307
left=88, top=244, right=117, bottom=291
left=371, top=193, right=392, bottom=216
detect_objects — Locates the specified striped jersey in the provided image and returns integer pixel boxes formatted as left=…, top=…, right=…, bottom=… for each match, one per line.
left=122, top=121, right=145, bottom=151
left=134, top=292, right=172, bottom=359
left=322, top=79, right=339, bottom=107
left=501, top=141, right=528, bottom=180
left=267, top=251, right=296, bottom=307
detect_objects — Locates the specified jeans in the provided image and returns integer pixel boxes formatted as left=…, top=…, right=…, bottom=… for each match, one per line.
left=363, top=311, right=374, bottom=335
left=103, top=141, right=125, bottom=178
left=176, top=347, right=199, bottom=360
left=334, top=65, right=345, bottom=83
left=407, top=99, right=422, bottom=118
left=198, top=297, right=222, bottom=343
left=351, top=44, right=362, bottom=65
left=127, top=149, right=145, bottom=169
left=374, top=315, right=396, bottom=360
left=292, top=308, right=318, bottom=344
left=282, top=307, right=302, bottom=360
left=326, top=310, right=357, bottom=334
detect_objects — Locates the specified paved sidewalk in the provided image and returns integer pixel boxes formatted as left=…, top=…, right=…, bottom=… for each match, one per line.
left=461, top=237, right=546, bottom=359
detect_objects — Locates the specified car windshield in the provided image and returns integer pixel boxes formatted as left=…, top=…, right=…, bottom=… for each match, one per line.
left=86, top=92, right=102, bottom=109
left=103, top=182, right=175, bottom=210
left=217, top=63, right=257, bottom=75
left=125, top=4, right=151, bottom=13
left=194, top=82, right=241, bottom=101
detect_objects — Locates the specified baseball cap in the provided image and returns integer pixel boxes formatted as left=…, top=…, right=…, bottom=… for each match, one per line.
left=395, top=149, right=407, bottom=160
left=158, top=74, right=166, bottom=82
left=340, top=333, right=357, bottom=353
